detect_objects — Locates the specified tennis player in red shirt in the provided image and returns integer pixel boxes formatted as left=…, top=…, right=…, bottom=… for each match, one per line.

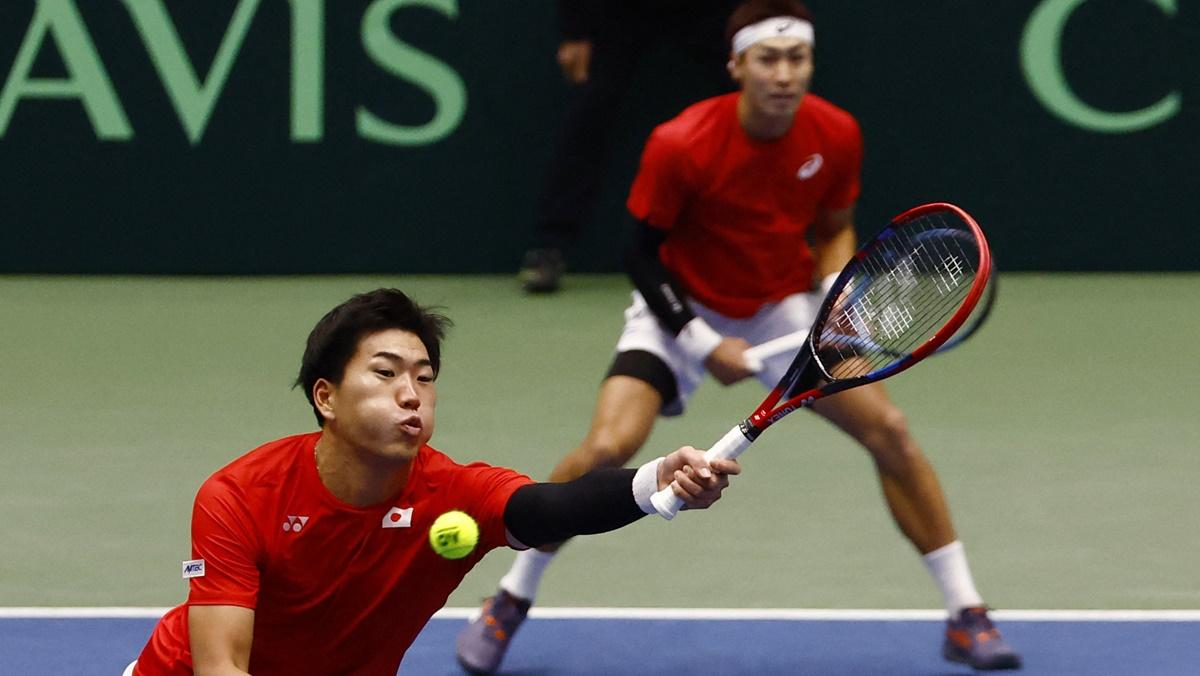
left=458, top=0, right=1021, bottom=672
left=126, top=288, right=738, bottom=675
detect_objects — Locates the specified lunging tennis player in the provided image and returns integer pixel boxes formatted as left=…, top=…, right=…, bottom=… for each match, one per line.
left=127, top=288, right=738, bottom=675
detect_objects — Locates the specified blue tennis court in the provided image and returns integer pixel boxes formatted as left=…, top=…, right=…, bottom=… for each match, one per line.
left=5, top=609, right=1198, bottom=675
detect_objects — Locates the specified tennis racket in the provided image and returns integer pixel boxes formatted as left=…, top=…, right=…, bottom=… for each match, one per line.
left=743, top=263, right=997, bottom=372
left=651, top=202, right=993, bottom=519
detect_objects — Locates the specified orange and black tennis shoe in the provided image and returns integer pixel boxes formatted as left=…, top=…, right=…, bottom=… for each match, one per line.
left=456, top=589, right=531, bottom=675
left=943, top=606, right=1023, bottom=670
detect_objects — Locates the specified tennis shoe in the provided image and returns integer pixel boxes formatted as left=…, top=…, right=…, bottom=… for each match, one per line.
left=519, top=248, right=565, bottom=293
left=455, top=589, right=531, bottom=675
left=943, top=606, right=1023, bottom=670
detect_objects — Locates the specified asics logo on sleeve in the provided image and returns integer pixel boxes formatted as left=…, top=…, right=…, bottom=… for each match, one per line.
left=796, top=153, right=824, bottom=180
left=659, top=284, right=684, bottom=314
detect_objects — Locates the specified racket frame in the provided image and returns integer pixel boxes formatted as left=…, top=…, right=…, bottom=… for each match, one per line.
left=650, top=202, right=992, bottom=518
left=743, top=260, right=997, bottom=373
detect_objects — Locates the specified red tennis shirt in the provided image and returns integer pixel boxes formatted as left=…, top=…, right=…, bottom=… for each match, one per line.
left=627, top=92, right=863, bottom=318
left=133, top=432, right=532, bottom=675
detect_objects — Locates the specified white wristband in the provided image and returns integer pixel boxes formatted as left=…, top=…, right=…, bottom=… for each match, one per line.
left=676, top=317, right=722, bottom=360
left=632, top=457, right=666, bottom=515
left=819, top=272, right=839, bottom=296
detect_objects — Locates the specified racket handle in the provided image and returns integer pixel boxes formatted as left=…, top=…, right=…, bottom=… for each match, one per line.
left=743, top=330, right=809, bottom=374
left=649, top=425, right=754, bottom=520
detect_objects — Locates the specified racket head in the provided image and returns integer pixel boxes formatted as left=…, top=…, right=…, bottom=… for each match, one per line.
left=807, top=202, right=992, bottom=390
left=742, top=265, right=994, bottom=374
left=937, top=263, right=997, bottom=353
left=747, top=202, right=992, bottom=432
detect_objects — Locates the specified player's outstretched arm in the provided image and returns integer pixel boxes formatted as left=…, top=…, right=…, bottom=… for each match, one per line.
left=503, top=447, right=739, bottom=548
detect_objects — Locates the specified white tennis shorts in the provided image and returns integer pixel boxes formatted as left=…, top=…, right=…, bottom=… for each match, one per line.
left=615, top=290, right=822, bottom=416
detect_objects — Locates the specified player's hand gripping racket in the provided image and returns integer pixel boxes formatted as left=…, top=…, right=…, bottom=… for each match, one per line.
left=651, top=202, right=993, bottom=519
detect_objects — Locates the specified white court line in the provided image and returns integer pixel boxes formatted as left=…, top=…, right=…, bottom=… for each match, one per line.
left=2, top=607, right=1199, bottom=622
left=0, top=608, right=170, bottom=618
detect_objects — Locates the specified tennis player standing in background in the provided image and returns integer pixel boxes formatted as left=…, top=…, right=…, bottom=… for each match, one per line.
left=457, top=0, right=1022, bottom=672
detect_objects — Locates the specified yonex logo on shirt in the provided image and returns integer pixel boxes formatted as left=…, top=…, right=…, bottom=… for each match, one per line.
left=382, top=507, right=413, bottom=528
left=282, top=515, right=309, bottom=532
left=796, top=153, right=824, bottom=180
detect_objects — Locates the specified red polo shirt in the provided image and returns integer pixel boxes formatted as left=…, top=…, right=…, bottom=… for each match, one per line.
left=134, top=432, right=532, bottom=675
left=627, top=92, right=863, bottom=318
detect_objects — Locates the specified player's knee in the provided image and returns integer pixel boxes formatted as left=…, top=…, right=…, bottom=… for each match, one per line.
left=581, top=431, right=640, bottom=468
left=859, top=407, right=914, bottom=457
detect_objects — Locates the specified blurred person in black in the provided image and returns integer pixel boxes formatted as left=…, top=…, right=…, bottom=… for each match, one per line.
left=520, top=0, right=740, bottom=293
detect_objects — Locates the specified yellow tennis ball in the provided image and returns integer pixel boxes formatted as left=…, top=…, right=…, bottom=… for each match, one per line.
left=429, top=510, right=479, bottom=560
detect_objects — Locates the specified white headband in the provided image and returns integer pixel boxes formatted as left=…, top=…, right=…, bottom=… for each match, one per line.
left=731, top=16, right=814, bottom=55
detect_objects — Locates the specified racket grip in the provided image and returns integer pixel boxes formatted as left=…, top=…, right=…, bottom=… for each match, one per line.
left=742, top=330, right=809, bottom=375
left=649, top=425, right=754, bottom=520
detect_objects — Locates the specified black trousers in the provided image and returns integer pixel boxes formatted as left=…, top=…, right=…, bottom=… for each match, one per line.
left=531, top=0, right=738, bottom=252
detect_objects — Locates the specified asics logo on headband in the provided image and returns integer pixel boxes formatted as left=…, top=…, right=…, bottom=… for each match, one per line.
left=732, top=16, right=815, bottom=55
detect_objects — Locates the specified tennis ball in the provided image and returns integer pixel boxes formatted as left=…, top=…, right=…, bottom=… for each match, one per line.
left=429, top=510, right=479, bottom=560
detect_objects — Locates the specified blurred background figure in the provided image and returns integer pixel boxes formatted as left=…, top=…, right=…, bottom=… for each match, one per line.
left=519, top=0, right=741, bottom=293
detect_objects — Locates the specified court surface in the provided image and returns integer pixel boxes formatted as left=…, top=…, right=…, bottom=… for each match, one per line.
left=2, top=273, right=1197, bottom=673
left=3, top=609, right=1200, bottom=675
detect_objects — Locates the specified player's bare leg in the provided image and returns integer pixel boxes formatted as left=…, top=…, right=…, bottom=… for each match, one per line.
left=546, top=376, right=662, bottom=481
left=456, top=376, right=662, bottom=675
left=523, top=374, right=662, bottom=560
left=812, top=382, right=954, bottom=553
left=812, top=382, right=1022, bottom=670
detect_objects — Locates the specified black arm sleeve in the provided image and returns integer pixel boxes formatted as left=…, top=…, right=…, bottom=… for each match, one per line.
left=624, top=219, right=696, bottom=335
left=503, top=468, right=645, bottom=548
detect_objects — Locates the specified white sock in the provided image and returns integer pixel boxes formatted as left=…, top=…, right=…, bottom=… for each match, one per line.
left=922, top=540, right=985, bottom=616
left=498, top=549, right=556, bottom=603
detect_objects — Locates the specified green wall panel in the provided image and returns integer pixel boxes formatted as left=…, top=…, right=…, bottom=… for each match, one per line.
left=0, top=1, right=1193, bottom=272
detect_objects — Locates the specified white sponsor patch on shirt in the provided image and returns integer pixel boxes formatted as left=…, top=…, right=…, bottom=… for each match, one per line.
left=182, top=559, right=205, bottom=579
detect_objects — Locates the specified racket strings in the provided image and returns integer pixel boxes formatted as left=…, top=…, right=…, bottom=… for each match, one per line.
left=840, top=247, right=971, bottom=352
left=832, top=222, right=976, bottom=360
left=818, top=212, right=982, bottom=379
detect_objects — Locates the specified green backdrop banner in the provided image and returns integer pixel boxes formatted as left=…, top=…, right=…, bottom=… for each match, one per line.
left=1, top=1, right=1194, bottom=273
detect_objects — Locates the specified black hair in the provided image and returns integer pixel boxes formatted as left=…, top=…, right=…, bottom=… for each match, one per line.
left=296, top=288, right=451, bottom=426
left=725, top=0, right=814, bottom=50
